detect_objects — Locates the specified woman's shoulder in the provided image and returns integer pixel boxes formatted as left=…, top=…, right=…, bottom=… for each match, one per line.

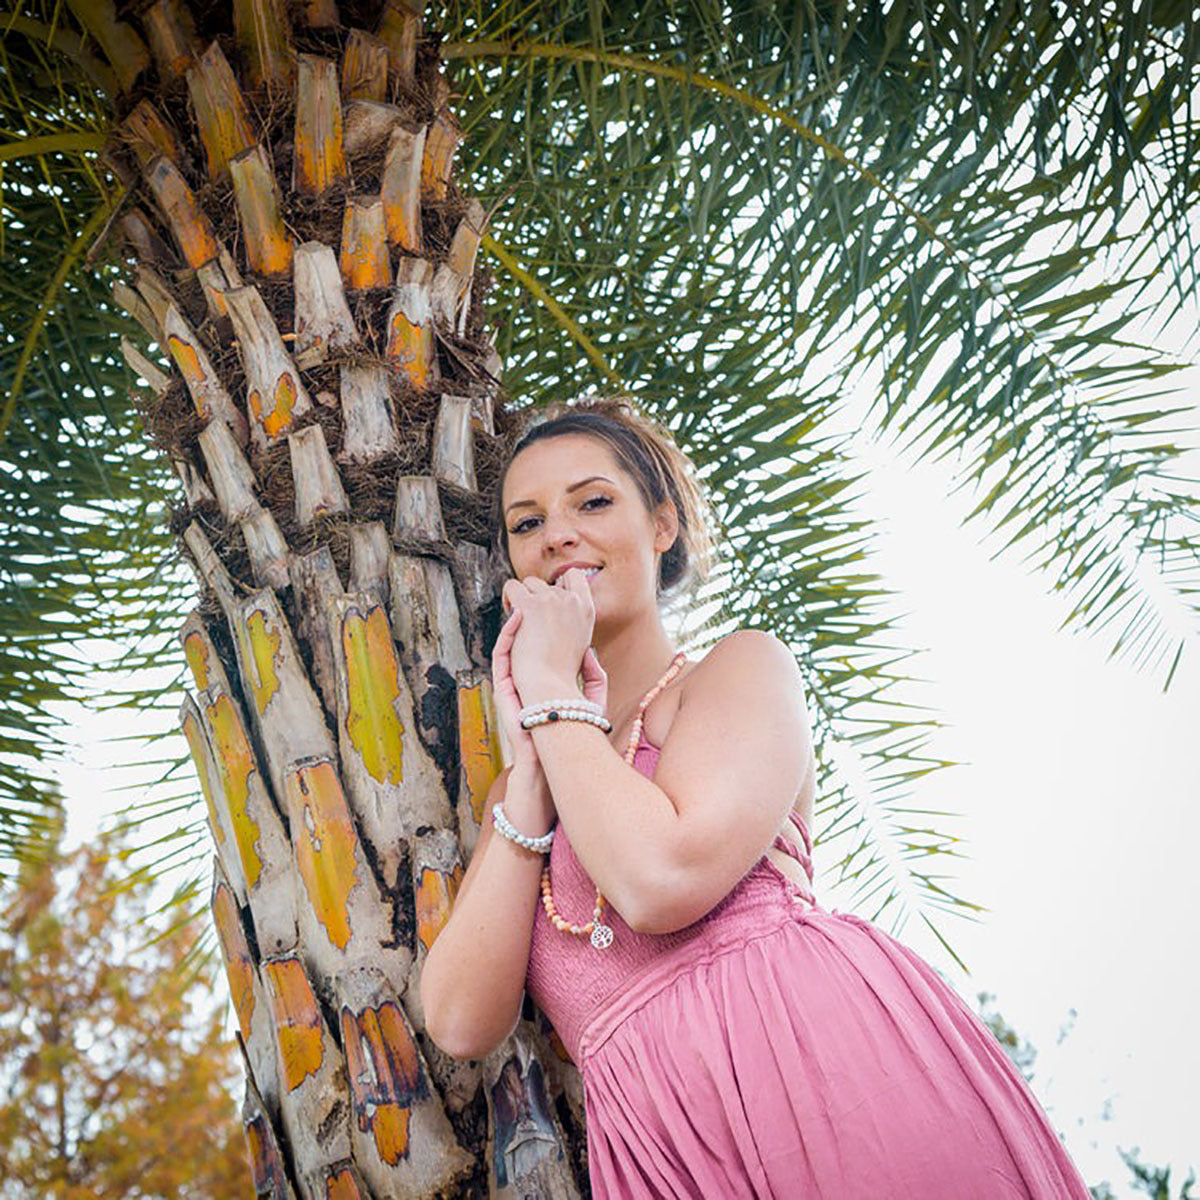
left=682, top=628, right=800, bottom=692
left=644, top=630, right=799, bottom=747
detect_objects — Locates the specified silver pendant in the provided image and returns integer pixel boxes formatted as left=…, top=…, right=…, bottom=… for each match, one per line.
left=590, top=923, right=614, bottom=950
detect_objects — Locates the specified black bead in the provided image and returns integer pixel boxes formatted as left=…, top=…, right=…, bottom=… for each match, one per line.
left=548, top=710, right=560, bottom=721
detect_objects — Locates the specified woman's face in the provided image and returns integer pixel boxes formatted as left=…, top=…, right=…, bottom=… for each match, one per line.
left=500, top=433, right=678, bottom=621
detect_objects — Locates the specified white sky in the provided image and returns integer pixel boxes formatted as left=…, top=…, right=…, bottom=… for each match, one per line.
left=829, top=395, right=1200, bottom=1193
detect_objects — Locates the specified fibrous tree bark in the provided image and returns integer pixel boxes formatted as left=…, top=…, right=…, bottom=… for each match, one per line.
left=91, top=3, right=589, bottom=1195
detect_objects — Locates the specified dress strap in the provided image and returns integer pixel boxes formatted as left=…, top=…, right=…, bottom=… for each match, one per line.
left=773, top=810, right=813, bottom=859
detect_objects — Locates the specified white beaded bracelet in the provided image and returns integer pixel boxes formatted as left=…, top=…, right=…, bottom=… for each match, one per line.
left=518, top=697, right=605, bottom=721
left=492, top=802, right=555, bottom=853
left=520, top=708, right=612, bottom=732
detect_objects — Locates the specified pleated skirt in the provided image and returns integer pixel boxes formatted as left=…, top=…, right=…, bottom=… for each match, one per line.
left=577, top=904, right=1091, bottom=1199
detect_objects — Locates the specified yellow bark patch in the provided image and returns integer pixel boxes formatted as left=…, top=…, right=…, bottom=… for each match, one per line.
left=206, top=693, right=264, bottom=889
left=342, top=604, right=405, bottom=785
left=246, top=372, right=299, bottom=441
left=288, top=761, right=359, bottom=950
left=385, top=311, right=432, bottom=389
left=183, top=629, right=211, bottom=691
left=415, top=863, right=463, bottom=952
left=458, top=678, right=504, bottom=826
left=181, top=710, right=225, bottom=849
left=242, top=608, right=281, bottom=714
left=262, top=958, right=324, bottom=1091
left=212, top=880, right=256, bottom=1041
left=256, top=230, right=294, bottom=278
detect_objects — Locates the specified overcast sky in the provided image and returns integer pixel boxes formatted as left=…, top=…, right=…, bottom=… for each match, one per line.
left=830, top=388, right=1200, bottom=1193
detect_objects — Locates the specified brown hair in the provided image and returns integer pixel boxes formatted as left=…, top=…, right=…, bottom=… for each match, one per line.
left=490, top=394, right=714, bottom=598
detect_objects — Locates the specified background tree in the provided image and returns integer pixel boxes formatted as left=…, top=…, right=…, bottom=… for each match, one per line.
left=975, top=993, right=1198, bottom=1200
left=0, top=814, right=249, bottom=1198
left=0, top=0, right=1198, bottom=1195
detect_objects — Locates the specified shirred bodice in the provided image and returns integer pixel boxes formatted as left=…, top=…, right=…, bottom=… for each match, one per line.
left=524, top=730, right=815, bottom=1062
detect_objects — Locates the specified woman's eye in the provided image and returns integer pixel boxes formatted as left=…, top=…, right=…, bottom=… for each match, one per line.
left=508, top=496, right=614, bottom=535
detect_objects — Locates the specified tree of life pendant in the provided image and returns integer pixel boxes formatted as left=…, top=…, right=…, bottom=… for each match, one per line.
left=590, top=923, right=614, bottom=949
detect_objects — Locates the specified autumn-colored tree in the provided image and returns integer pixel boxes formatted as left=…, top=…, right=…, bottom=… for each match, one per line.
left=0, top=818, right=249, bottom=1199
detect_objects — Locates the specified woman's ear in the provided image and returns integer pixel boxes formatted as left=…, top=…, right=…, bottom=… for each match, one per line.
left=653, top=497, right=680, bottom=552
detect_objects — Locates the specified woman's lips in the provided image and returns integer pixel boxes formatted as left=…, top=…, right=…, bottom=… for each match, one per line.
left=554, top=566, right=603, bottom=584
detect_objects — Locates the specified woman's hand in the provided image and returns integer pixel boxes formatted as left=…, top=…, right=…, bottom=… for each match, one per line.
left=502, top=568, right=596, bottom=698
left=491, top=606, right=541, bottom=775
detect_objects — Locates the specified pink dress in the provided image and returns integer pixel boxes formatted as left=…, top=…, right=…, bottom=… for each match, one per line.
left=525, top=728, right=1090, bottom=1199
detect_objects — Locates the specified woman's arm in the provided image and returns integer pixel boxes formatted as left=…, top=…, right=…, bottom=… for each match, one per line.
left=419, top=762, right=553, bottom=1061
left=523, top=629, right=812, bottom=935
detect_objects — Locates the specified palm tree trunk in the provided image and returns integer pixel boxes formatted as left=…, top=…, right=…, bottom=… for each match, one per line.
left=96, top=2, right=588, bottom=1194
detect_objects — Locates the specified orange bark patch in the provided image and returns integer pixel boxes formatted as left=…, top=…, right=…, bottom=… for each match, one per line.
left=288, top=761, right=359, bottom=950
left=457, top=678, right=504, bottom=826
left=242, top=608, right=281, bottom=714
left=244, top=1115, right=287, bottom=1194
left=339, top=201, right=390, bottom=289
left=246, top=372, right=299, bottom=441
left=415, top=863, right=463, bottom=952
left=181, top=710, right=225, bottom=850
left=212, top=880, right=256, bottom=1042
left=295, top=56, right=346, bottom=195
left=206, top=693, right=264, bottom=889
left=263, top=371, right=298, bottom=438
left=385, top=311, right=432, bottom=389
left=262, top=957, right=324, bottom=1091
left=342, top=604, right=405, bottom=785
left=325, top=1168, right=364, bottom=1200
left=369, top=1104, right=412, bottom=1167
left=548, top=1028, right=573, bottom=1063
left=183, top=629, right=211, bottom=691
left=167, top=334, right=210, bottom=415
left=421, top=113, right=459, bottom=200
left=341, top=999, right=428, bottom=1166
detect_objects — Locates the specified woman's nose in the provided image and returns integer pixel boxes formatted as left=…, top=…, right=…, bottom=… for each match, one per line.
left=540, top=512, right=579, bottom=553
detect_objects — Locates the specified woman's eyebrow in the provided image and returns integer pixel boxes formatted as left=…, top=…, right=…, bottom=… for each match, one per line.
left=504, top=475, right=616, bottom=516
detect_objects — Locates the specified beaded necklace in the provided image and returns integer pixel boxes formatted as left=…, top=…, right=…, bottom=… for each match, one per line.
left=540, top=649, right=689, bottom=950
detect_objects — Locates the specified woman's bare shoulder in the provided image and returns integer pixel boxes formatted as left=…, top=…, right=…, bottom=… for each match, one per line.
left=680, top=629, right=801, bottom=696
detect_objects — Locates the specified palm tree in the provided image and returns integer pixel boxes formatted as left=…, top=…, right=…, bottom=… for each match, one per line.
left=1, top=0, right=1198, bottom=1194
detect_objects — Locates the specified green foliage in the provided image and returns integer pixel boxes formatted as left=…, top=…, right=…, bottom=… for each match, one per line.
left=976, top=989, right=1039, bottom=1084
left=1098, top=1149, right=1198, bottom=1200
left=0, top=16, right=183, bottom=871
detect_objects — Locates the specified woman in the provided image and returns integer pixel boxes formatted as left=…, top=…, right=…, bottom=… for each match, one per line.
left=420, top=396, right=1090, bottom=1198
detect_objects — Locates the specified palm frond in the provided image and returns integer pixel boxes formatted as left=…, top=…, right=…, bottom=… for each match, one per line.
left=434, top=0, right=1200, bottom=927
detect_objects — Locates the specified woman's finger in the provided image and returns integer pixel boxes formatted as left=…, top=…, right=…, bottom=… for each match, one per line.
left=580, top=645, right=608, bottom=710
left=491, top=607, right=521, bottom=689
